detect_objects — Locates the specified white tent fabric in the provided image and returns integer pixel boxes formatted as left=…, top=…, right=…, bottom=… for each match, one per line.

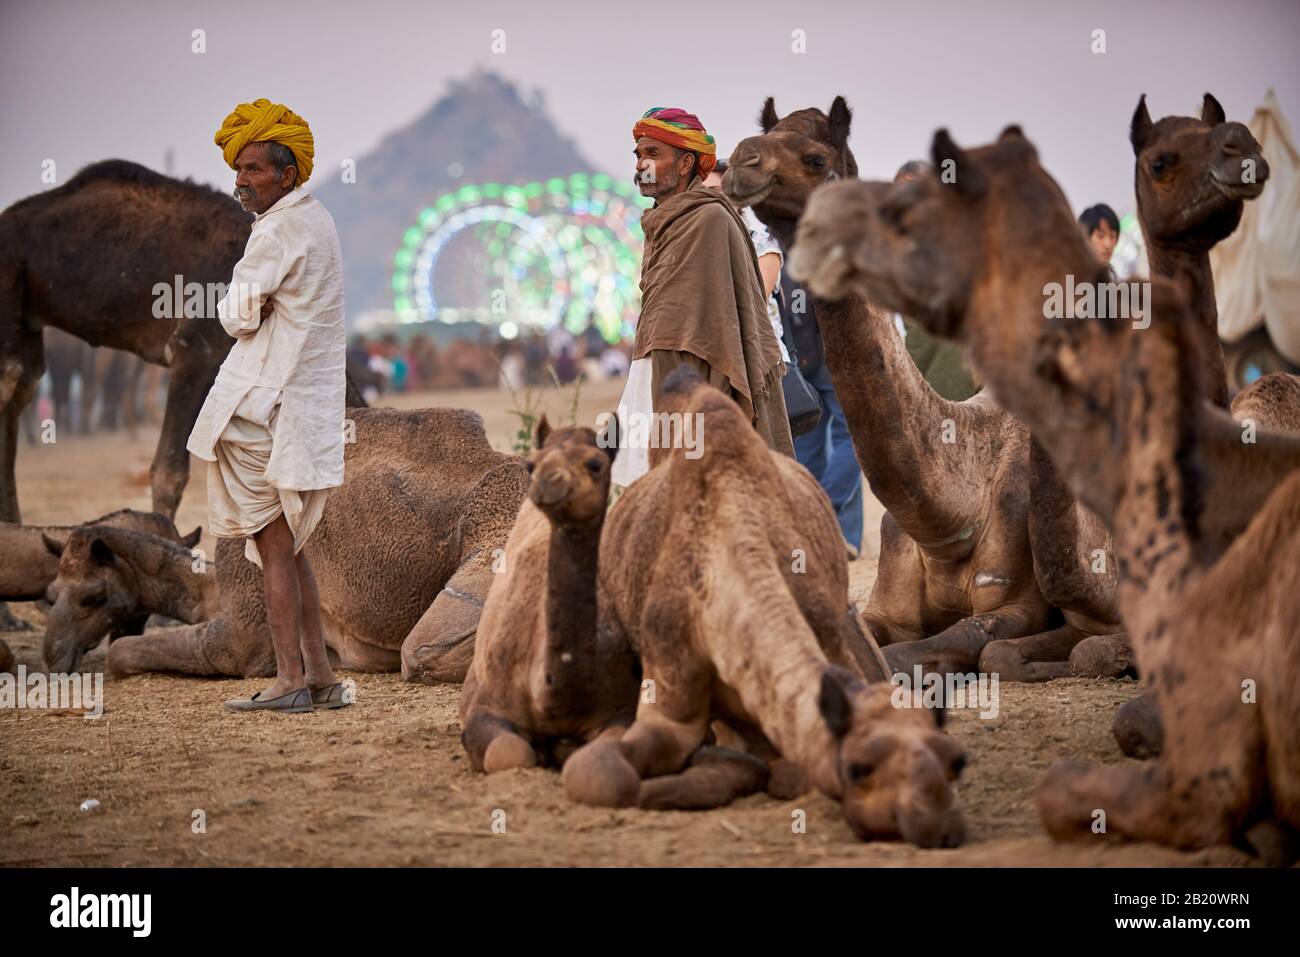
left=1211, top=90, right=1300, bottom=365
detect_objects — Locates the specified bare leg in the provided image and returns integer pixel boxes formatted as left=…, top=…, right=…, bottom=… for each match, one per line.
left=251, top=515, right=306, bottom=698
left=295, top=550, right=336, bottom=691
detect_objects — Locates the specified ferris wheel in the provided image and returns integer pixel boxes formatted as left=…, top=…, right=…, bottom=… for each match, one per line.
left=391, top=173, right=651, bottom=341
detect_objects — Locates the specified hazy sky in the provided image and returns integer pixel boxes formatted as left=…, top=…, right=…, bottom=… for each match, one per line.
left=3, top=0, right=1298, bottom=217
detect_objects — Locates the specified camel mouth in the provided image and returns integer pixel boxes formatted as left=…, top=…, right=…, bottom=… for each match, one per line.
left=789, top=242, right=854, bottom=300
left=1210, top=170, right=1266, bottom=200
left=724, top=184, right=772, bottom=209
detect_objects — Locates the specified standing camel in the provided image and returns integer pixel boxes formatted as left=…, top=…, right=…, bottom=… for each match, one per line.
left=1, top=160, right=263, bottom=524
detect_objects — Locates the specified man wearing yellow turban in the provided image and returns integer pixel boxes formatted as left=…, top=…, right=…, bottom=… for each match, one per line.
left=612, top=107, right=792, bottom=487
left=188, top=98, right=351, bottom=713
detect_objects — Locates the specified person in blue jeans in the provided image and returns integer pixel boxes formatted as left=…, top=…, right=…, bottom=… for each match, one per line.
left=793, top=358, right=863, bottom=557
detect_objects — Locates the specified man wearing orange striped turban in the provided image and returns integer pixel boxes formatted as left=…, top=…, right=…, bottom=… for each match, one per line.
left=189, top=98, right=351, bottom=713
left=612, top=108, right=793, bottom=486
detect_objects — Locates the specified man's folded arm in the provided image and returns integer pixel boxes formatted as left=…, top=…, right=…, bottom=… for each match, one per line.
left=217, top=231, right=291, bottom=339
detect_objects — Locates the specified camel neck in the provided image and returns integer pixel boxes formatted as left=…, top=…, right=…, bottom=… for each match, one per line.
left=1144, top=243, right=1229, bottom=407
left=544, top=521, right=602, bottom=662
left=1110, top=337, right=1204, bottom=653
left=134, top=544, right=218, bottom=624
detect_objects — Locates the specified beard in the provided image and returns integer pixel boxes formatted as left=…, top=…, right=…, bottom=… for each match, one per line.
left=638, top=163, right=681, bottom=199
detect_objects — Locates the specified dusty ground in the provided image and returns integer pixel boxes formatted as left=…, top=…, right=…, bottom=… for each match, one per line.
left=0, top=381, right=1251, bottom=866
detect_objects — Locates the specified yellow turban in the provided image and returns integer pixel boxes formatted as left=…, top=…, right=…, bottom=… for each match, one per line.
left=214, top=98, right=315, bottom=186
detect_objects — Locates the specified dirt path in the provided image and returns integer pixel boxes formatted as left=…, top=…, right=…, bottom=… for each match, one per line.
left=0, top=383, right=1247, bottom=866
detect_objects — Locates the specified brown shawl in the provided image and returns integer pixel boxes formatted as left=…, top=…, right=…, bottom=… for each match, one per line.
left=634, top=180, right=785, bottom=421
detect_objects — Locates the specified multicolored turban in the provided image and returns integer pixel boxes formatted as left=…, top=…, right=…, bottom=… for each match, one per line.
left=214, top=98, right=315, bottom=186
left=633, top=107, right=717, bottom=177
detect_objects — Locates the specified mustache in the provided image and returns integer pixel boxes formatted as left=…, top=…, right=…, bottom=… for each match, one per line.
left=233, top=186, right=256, bottom=201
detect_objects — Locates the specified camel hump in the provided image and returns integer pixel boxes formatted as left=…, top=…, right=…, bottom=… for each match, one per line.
left=347, top=405, right=492, bottom=451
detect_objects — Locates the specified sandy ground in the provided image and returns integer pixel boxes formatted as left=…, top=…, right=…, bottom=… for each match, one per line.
left=0, top=381, right=1252, bottom=867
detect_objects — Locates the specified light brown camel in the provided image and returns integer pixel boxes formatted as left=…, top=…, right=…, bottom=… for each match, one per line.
left=561, top=368, right=965, bottom=846
left=41, top=407, right=528, bottom=680
left=722, top=96, right=1050, bottom=677
left=458, top=416, right=639, bottom=772
left=791, top=127, right=1300, bottom=852
left=1, top=507, right=197, bottom=639
left=3, top=507, right=197, bottom=605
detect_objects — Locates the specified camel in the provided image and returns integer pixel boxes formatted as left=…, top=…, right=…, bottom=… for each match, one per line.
left=0, top=161, right=250, bottom=523
left=3, top=507, right=197, bottom=606
left=561, top=368, right=965, bottom=846
left=791, top=127, right=1300, bottom=851
left=722, top=97, right=1051, bottom=677
left=41, top=407, right=528, bottom=680
left=458, top=416, right=639, bottom=772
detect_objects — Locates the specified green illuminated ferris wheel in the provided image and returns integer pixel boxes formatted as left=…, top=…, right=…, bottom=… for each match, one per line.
left=391, top=173, right=652, bottom=341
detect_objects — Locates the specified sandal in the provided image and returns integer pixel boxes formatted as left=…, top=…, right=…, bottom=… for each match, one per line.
left=223, top=687, right=314, bottom=714
left=310, top=682, right=352, bottom=709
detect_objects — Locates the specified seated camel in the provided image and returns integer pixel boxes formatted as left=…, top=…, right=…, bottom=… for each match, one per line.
left=459, top=416, right=639, bottom=772
left=1, top=508, right=197, bottom=666
left=41, top=407, right=528, bottom=680
left=792, top=126, right=1300, bottom=853
left=562, top=368, right=966, bottom=847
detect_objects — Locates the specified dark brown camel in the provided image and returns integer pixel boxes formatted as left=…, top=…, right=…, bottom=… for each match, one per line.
left=723, top=97, right=1050, bottom=677
left=0, top=160, right=257, bottom=526
left=459, top=416, right=639, bottom=773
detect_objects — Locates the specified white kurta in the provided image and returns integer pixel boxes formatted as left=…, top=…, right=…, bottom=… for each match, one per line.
left=186, top=188, right=346, bottom=563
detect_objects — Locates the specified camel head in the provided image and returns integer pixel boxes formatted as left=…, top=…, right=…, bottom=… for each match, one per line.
left=723, top=96, right=857, bottom=242
left=1131, top=93, right=1269, bottom=251
left=818, top=667, right=967, bottom=847
left=41, top=529, right=140, bottom=673
left=525, top=414, right=617, bottom=527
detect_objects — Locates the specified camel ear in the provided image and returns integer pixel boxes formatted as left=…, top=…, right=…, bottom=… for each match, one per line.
left=42, top=532, right=67, bottom=558
left=1201, top=92, right=1226, bottom=127
left=828, top=96, right=852, bottom=151
left=89, top=537, right=116, bottom=566
left=931, top=129, right=986, bottom=199
left=1131, top=94, right=1154, bottom=155
left=760, top=97, right=779, bottom=133
left=818, top=669, right=854, bottom=740
left=180, top=526, right=202, bottom=549
left=999, top=124, right=1024, bottom=142
left=534, top=414, right=552, bottom=450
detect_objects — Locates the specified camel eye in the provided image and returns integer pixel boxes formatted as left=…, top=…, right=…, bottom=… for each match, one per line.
left=1150, top=154, right=1176, bottom=176
left=524, top=460, right=536, bottom=475
left=585, top=457, right=605, bottom=475
left=846, top=761, right=875, bottom=781
left=804, top=154, right=827, bottom=170
left=80, top=592, right=107, bottom=608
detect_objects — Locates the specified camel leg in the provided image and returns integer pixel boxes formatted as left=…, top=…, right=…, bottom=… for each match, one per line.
left=401, top=553, right=495, bottom=684
left=1112, top=692, right=1163, bottom=759
left=461, top=711, right=538, bottom=773
left=978, top=624, right=1083, bottom=683
left=149, top=353, right=214, bottom=520
left=107, top=618, right=269, bottom=678
left=882, top=606, right=1038, bottom=676
left=637, top=746, right=771, bottom=810
left=1036, top=759, right=1244, bottom=848
left=1069, top=632, right=1136, bottom=678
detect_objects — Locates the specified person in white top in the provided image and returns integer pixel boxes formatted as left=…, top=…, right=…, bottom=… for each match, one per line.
left=188, top=99, right=350, bottom=714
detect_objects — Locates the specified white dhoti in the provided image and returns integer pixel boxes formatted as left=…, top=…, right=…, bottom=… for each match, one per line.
left=206, top=387, right=330, bottom=568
